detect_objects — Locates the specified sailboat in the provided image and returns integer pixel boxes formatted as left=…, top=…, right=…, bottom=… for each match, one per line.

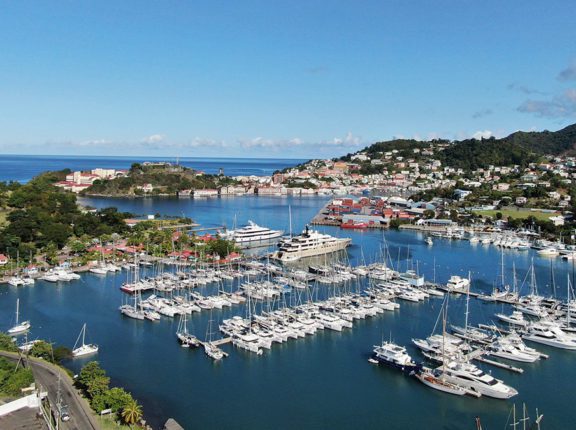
left=176, top=313, right=199, bottom=348
left=204, top=316, right=228, bottom=360
left=72, top=323, right=99, bottom=357
left=7, top=299, right=31, bottom=335
left=119, top=259, right=145, bottom=320
left=478, top=252, right=518, bottom=303
left=414, top=299, right=474, bottom=397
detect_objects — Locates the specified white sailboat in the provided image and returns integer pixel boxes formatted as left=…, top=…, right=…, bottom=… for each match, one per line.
left=204, top=317, right=227, bottom=361
left=414, top=300, right=475, bottom=397
left=7, top=299, right=31, bottom=335
left=72, top=323, right=99, bottom=357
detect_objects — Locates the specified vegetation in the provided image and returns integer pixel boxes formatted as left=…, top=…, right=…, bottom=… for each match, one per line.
left=340, top=123, right=576, bottom=172
left=0, top=357, right=34, bottom=397
left=76, top=361, right=143, bottom=426
left=84, top=163, right=239, bottom=196
left=0, top=332, right=19, bottom=352
left=0, top=174, right=133, bottom=263
left=437, top=137, right=540, bottom=171
left=471, top=208, right=556, bottom=221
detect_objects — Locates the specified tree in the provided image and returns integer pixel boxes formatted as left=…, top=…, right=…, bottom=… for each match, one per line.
left=205, top=238, right=237, bottom=258
left=105, top=387, right=134, bottom=413
left=423, top=209, right=436, bottom=219
left=121, top=399, right=143, bottom=426
left=0, top=332, right=18, bottom=352
left=53, top=346, right=72, bottom=363
left=76, top=363, right=110, bottom=399
left=30, top=341, right=54, bottom=362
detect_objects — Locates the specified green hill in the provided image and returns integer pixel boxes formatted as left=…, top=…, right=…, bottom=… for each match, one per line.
left=345, top=123, right=576, bottom=171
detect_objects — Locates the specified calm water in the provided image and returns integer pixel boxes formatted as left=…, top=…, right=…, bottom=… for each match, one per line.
left=2, top=195, right=575, bottom=429
left=0, top=155, right=306, bottom=183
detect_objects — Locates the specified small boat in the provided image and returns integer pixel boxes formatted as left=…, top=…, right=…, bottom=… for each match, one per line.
left=496, top=310, right=529, bottom=327
left=7, top=299, right=30, bottom=335
left=204, top=318, right=227, bottom=360
left=89, top=266, right=108, bottom=275
left=72, top=323, right=99, bottom=358
left=176, top=314, right=199, bottom=347
left=537, top=247, right=559, bottom=256
left=8, top=276, right=25, bottom=287
left=425, top=237, right=433, bottom=246
left=204, top=342, right=227, bottom=360
left=441, top=275, right=470, bottom=294
left=372, top=341, right=419, bottom=373
left=341, top=220, right=368, bottom=229
left=523, top=322, right=576, bottom=350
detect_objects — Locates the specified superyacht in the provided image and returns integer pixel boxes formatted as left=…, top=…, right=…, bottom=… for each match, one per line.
left=271, top=226, right=351, bottom=262
left=220, top=221, right=283, bottom=248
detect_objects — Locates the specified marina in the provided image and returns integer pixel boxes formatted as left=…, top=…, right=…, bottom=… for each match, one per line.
left=2, top=195, right=576, bottom=428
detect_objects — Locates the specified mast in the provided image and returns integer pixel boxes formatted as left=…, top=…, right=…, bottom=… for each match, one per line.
left=500, top=251, right=505, bottom=289
left=288, top=205, right=292, bottom=237
left=441, top=300, right=448, bottom=377
left=567, top=273, right=572, bottom=325
left=512, top=262, right=517, bottom=295
left=464, top=272, right=471, bottom=334
left=15, top=299, right=19, bottom=325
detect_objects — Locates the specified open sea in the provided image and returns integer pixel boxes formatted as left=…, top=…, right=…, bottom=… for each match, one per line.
left=0, top=154, right=307, bottom=183
left=1, top=157, right=575, bottom=429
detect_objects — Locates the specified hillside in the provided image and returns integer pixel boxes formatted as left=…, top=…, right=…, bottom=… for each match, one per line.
left=82, top=164, right=238, bottom=196
left=343, top=123, right=576, bottom=171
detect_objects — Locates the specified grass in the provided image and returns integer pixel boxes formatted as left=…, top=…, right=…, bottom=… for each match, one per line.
left=472, top=208, right=557, bottom=221
left=0, top=209, right=8, bottom=227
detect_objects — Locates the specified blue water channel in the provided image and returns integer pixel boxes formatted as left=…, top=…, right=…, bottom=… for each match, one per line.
left=1, top=195, right=575, bottom=429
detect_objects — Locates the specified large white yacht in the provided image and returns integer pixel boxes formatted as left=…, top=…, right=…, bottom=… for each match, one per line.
left=441, top=360, right=518, bottom=399
left=271, top=226, right=351, bottom=262
left=220, top=221, right=283, bottom=248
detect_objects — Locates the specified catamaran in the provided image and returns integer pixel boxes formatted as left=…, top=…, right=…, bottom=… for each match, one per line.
left=7, top=299, right=31, bottom=335
left=72, top=323, right=99, bottom=357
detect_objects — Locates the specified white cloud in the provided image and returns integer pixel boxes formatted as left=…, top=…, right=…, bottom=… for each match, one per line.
left=322, top=132, right=362, bottom=146
left=142, top=134, right=165, bottom=144
left=471, top=130, right=493, bottom=140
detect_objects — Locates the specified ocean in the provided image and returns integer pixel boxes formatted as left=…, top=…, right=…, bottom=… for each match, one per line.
left=0, top=154, right=307, bottom=183
left=1, top=192, right=574, bottom=429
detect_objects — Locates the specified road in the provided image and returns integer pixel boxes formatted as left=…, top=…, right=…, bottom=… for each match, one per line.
left=0, top=350, right=100, bottom=430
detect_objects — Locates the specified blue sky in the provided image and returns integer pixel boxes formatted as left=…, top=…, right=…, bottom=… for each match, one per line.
left=0, top=1, right=575, bottom=158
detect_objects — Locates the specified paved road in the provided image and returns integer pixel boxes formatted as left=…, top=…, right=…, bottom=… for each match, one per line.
left=0, top=351, right=100, bottom=430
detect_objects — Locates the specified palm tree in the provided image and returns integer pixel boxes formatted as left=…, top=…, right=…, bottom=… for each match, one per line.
left=121, top=400, right=142, bottom=426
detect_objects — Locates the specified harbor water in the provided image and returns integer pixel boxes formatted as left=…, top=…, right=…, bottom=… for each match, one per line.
left=2, top=194, right=575, bottom=429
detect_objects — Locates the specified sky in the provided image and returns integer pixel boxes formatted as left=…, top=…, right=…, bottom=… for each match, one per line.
left=0, top=1, right=575, bottom=159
